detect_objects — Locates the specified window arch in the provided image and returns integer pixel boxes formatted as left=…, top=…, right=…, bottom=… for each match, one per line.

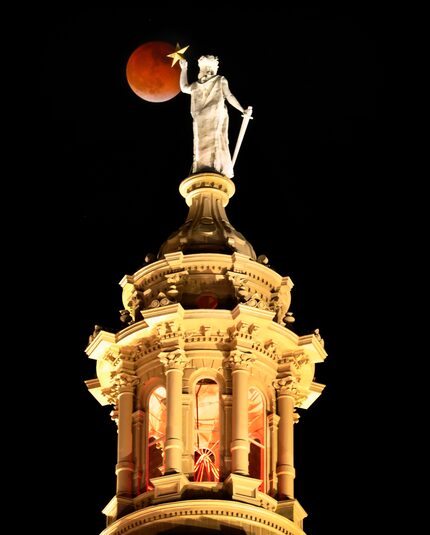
left=248, top=387, right=265, bottom=491
left=147, top=386, right=166, bottom=489
left=193, top=378, right=220, bottom=482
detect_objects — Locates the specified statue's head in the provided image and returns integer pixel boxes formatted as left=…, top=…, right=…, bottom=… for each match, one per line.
left=198, top=55, right=219, bottom=79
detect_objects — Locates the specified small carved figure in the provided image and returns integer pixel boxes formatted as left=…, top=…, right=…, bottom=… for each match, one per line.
left=88, top=324, right=102, bottom=344
left=313, top=328, right=325, bottom=347
left=119, top=309, right=133, bottom=325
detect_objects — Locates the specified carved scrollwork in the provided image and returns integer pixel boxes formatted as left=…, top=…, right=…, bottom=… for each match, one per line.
left=243, top=292, right=269, bottom=310
left=149, top=292, right=174, bottom=309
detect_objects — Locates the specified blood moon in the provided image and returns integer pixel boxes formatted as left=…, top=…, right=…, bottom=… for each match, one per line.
left=126, top=41, right=181, bottom=103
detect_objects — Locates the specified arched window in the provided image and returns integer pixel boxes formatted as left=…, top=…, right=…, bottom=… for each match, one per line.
left=248, top=387, right=265, bottom=491
left=194, top=378, right=220, bottom=482
left=147, top=386, right=166, bottom=489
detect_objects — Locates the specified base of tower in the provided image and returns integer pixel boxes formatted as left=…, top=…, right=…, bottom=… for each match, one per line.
left=100, top=498, right=307, bottom=535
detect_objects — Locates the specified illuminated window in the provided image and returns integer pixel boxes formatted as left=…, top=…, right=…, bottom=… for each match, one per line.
left=147, top=386, right=166, bottom=489
left=194, top=379, right=220, bottom=482
left=248, top=387, right=265, bottom=491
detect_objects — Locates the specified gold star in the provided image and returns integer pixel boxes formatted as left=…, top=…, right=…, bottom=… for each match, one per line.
left=167, top=43, right=190, bottom=67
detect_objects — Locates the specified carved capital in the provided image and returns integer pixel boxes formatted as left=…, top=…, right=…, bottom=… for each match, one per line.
left=273, top=376, right=308, bottom=407
left=273, top=375, right=299, bottom=395
left=113, top=371, right=139, bottom=393
left=102, top=371, right=138, bottom=405
left=226, top=350, right=255, bottom=371
left=158, top=349, right=189, bottom=370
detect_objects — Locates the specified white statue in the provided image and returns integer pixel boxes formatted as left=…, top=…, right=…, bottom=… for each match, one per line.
left=180, top=55, right=252, bottom=178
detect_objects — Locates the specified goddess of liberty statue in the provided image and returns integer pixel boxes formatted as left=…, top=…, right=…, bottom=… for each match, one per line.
left=179, top=56, right=252, bottom=179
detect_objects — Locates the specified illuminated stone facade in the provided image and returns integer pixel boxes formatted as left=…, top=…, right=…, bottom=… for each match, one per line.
left=86, top=173, right=327, bottom=534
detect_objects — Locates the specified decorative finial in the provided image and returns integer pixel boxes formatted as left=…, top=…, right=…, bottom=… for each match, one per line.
left=167, top=43, right=190, bottom=67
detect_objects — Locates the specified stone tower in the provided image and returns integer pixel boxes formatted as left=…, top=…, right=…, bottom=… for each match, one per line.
left=85, top=170, right=327, bottom=534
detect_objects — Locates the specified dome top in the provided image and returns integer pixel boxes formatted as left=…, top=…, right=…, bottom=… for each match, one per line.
left=158, top=173, right=256, bottom=260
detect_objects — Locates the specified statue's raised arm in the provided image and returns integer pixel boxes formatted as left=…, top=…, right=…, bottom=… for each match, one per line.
left=179, top=55, right=251, bottom=178
left=179, top=59, right=191, bottom=94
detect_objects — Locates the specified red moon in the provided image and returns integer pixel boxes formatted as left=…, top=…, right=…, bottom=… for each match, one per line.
left=126, top=41, right=180, bottom=103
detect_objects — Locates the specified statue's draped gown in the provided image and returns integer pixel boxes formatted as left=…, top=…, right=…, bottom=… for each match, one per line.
left=190, top=75, right=234, bottom=178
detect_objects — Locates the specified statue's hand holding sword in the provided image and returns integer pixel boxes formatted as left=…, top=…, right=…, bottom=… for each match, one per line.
left=232, top=106, right=253, bottom=167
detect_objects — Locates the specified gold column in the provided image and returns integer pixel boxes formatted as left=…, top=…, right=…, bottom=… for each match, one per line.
left=132, top=410, right=144, bottom=495
left=181, top=393, right=194, bottom=475
left=221, top=394, right=232, bottom=477
left=227, top=350, right=255, bottom=475
left=274, top=377, right=297, bottom=499
left=113, top=372, right=139, bottom=497
left=268, top=412, right=280, bottom=496
left=159, top=349, right=189, bottom=473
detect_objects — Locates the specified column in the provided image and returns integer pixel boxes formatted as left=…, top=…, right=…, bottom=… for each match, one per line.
left=114, top=372, right=139, bottom=497
left=268, top=412, right=280, bottom=496
left=274, top=377, right=296, bottom=499
left=159, top=349, right=189, bottom=473
left=228, top=350, right=255, bottom=475
left=221, top=394, right=232, bottom=477
left=181, top=394, right=194, bottom=475
left=132, top=410, right=144, bottom=495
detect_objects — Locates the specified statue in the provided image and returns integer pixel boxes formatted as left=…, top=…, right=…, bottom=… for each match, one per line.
left=179, top=55, right=252, bottom=178
left=88, top=324, right=102, bottom=344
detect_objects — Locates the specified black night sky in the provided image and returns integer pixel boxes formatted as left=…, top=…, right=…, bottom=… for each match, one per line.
left=34, top=7, right=385, bottom=534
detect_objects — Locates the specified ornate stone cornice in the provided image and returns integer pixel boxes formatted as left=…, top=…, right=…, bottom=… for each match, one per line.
left=227, top=320, right=261, bottom=341
left=158, top=349, right=189, bottom=370
left=226, top=349, right=256, bottom=371
left=100, top=498, right=302, bottom=535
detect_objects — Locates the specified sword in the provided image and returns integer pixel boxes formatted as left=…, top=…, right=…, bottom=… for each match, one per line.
left=232, top=106, right=253, bottom=167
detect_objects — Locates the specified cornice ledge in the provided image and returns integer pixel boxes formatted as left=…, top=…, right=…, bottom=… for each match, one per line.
left=100, top=498, right=304, bottom=535
left=125, top=257, right=170, bottom=286
left=143, top=303, right=185, bottom=326
left=298, top=333, right=328, bottom=362
left=231, top=303, right=276, bottom=322
left=86, top=330, right=117, bottom=359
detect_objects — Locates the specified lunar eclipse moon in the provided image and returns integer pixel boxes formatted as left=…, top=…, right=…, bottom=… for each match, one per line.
left=126, top=41, right=181, bottom=103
